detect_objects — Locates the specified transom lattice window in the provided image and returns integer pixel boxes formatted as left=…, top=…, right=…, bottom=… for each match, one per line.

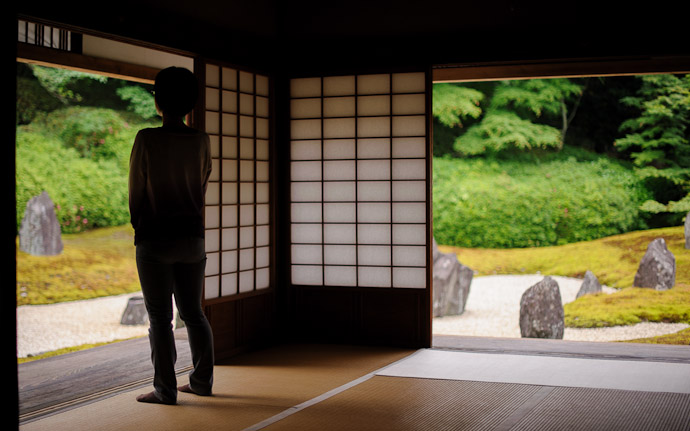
left=204, top=64, right=271, bottom=299
left=289, top=72, right=429, bottom=289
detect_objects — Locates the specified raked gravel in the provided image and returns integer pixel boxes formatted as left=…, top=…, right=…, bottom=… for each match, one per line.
left=17, top=274, right=689, bottom=358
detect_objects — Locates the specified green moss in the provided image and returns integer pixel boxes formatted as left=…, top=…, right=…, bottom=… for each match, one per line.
left=17, top=338, right=139, bottom=364
left=622, top=327, right=690, bottom=345
left=16, top=225, right=140, bottom=306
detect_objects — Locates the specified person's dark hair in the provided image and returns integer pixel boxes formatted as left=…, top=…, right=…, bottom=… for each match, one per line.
left=154, top=67, right=199, bottom=117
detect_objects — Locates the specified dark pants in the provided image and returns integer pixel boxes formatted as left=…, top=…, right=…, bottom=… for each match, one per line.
left=135, top=236, right=214, bottom=403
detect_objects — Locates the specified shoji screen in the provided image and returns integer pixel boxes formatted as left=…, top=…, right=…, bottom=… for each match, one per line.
left=203, top=63, right=272, bottom=300
left=289, top=72, right=429, bottom=290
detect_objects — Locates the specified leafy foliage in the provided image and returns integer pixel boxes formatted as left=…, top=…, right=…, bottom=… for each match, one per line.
left=615, top=74, right=690, bottom=215
left=433, top=149, right=650, bottom=248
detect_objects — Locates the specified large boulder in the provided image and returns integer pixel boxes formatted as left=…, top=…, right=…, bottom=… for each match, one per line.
left=432, top=240, right=473, bottom=317
left=519, top=276, right=564, bottom=339
left=633, top=238, right=675, bottom=291
left=19, top=191, right=63, bottom=256
left=576, top=270, right=602, bottom=299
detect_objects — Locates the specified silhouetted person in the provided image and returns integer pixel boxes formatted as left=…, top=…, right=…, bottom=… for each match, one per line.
left=129, top=66, right=214, bottom=405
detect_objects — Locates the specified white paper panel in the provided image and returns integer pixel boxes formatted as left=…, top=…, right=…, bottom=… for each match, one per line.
left=392, top=224, right=426, bottom=245
left=209, top=135, right=220, bottom=158
left=291, top=140, right=321, bottom=160
left=257, top=96, right=269, bottom=117
left=256, top=204, right=270, bottom=225
left=392, top=115, right=426, bottom=137
left=220, top=274, right=237, bottom=296
left=205, top=112, right=219, bottom=134
left=222, top=184, right=237, bottom=204
left=240, top=115, right=254, bottom=137
left=256, top=268, right=270, bottom=289
left=222, top=227, right=238, bottom=250
left=239, top=249, right=254, bottom=271
left=291, top=98, right=321, bottom=118
left=239, top=204, right=254, bottom=225
left=323, top=203, right=355, bottom=222
left=357, top=138, right=390, bottom=159
left=222, top=113, right=238, bottom=135
left=240, top=184, right=254, bottom=204
left=392, top=72, right=425, bottom=93
left=392, top=181, right=426, bottom=201
left=206, top=252, right=219, bottom=276
left=204, top=276, right=219, bottom=299
left=358, top=245, right=391, bottom=266
left=325, top=266, right=357, bottom=286
left=223, top=250, right=238, bottom=272
left=222, top=136, right=237, bottom=158
left=222, top=160, right=238, bottom=182
left=357, top=74, right=390, bottom=95
left=358, top=160, right=390, bottom=180
left=392, top=137, right=426, bottom=158
left=323, top=182, right=355, bottom=201
left=257, top=247, right=270, bottom=268
left=323, top=75, right=355, bottom=96
left=392, top=159, right=426, bottom=180
left=256, top=118, right=269, bottom=139
left=291, top=119, right=321, bottom=140
left=291, top=203, right=322, bottom=223
left=206, top=182, right=220, bottom=205
left=239, top=71, right=254, bottom=93
left=324, top=97, right=355, bottom=117
left=239, top=270, right=254, bottom=293
left=392, top=94, right=425, bottom=115
left=323, top=160, right=355, bottom=181
left=291, top=161, right=322, bottom=181
left=324, top=139, right=355, bottom=159
left=291, top=77, right=321, bottom=98
left=323, top=118, right=356, bottom=138
left=240, top=138, right=254, bottom=159
left=210, top=159, right=220, bottom=182
left=357, top=117, right=390, bottom=137
left=206, top=64, right=219, bottom=87
left=292, top=265, right=322, bottom=285
left=206, top=87, right=219, bottom=111
left=393, top=246, right=426, bottom=267
left=257, top=183, right=269, bottom=203
left=291, top=224, right=322, bottom=243
left=358, top=181, right=390, bottom=201
left=239, top=93, right=254, bottom=115
left=256, top=225, right=270, bottom=247
left=239, top=226, right=254, bottom=248
left=358, top=95, right=390, bottom=116
left=256, top=75, right=269, bottom=96
left=324, top=245, right=356, bottom=265
left=358, top=266, right=391, bottom=288
left=291, top=244, right=322, bottom=264
left=222, top=90, right=237, bottom=113
left=392, top=202, right=426, bottom=223
left=256, top=140, right=269, bottom=160
left=358, top=202, right=391, bottom=223
left=205, top=229, right=220, bottom=252
left=221, top=67, right=237, bottom=90
left=257, top=161, right=269, bottom=181
left=221, top=205, right=237, bottom=227
left=324, top=224, right=356, bottom=244
left=358, top=224, right=391, bottom=244
left=205, top=206, right=220, bottom=228
left=393, top=267, right=426, bottom=288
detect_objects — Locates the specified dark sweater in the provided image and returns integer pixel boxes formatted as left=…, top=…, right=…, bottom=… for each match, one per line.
left=128, top=126, right=212, bottom=245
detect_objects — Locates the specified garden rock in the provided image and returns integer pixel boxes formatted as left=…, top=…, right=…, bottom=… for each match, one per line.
left=576, top=270, right=602, bottom=299
left=19, top=191, right=63, bottom=256
left=120, top=296, right=148, bottom=325
left=519, top=276, right=564, bottom=339
left=633, top=238, right=675, bottom=291
left=432, top=240, right=473, bottom=317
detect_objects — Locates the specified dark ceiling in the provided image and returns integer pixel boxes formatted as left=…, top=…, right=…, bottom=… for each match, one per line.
left=16, top=1, right=690, bottom=74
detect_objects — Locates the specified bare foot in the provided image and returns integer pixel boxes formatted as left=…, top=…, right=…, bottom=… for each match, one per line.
left=178, top=384, right=211, bottom=396
left=136, top=391, right=176, bottom=405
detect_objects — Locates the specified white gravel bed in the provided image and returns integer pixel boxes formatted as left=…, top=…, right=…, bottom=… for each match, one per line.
left=16, top=274, right=687, bottom=358
left=17, top=292, right=150, bottom=358
left=433, top=274, right=689, bottom=341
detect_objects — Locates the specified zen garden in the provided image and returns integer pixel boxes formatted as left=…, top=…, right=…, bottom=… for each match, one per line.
left=15, top=64, right=690, bottom=362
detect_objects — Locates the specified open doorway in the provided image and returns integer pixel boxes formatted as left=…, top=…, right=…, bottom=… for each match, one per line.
left=430, top=66, right=690, bottom=347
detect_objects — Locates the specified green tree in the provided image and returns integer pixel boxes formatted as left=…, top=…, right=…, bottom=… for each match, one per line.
left=615, top=74, right=690, bottom=216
